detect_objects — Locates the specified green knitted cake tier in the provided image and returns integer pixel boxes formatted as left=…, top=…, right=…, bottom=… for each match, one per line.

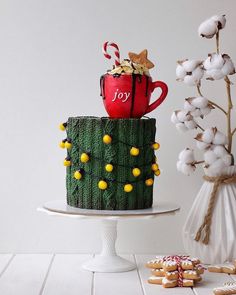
left=65, top=116, right=156, bottom=210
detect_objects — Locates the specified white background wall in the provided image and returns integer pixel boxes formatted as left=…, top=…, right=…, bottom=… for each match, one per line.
left=0, top=0, right=235, bottom=253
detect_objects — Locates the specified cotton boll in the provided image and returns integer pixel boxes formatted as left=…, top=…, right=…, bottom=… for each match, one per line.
left=191, top=96, right=209, bottom=108
left=176, top=123, right=188, bottom=132
left=177, top=160, right=184, bottom=172
left=196, top=140, right=211, bottom=150
left=206, top=69, right=225, bottom=80
left=203, top=56, right=214, bottom=70
left=211, top=15, right=226, bottom=30
left=198, top=18, right=217, bottom=38
left=204, top=53, right=235, bottom=80
left=212, top=145, right=228, bottom=157
left=207, top=158, right=227, bottom=174
left=222, top=154, right=232, bottom=166
left=176, top=64, right=186, bottom=79
left=221, top=55, right=235, bottom=75
left=213, top=131, right=227, bottom=145
left=185, top=120, right=197, bottom=130
left=191, top=108, right=202, bottom=117
left=178, top=148, right=195, bottom=164
left=177, top=110, right=191, bottom=122
left=181, top=163, right=196, bottom=175
left=202, top=128, right=215, bottom=143
left=182, top=60, right=201, bottom=72
left=192, top=66, right=204, bottom=81
left=184, top=75, right=197, bottom=86
left=171, top=111, right=180, bottom=124
left=184, top=100, right=195, bottom=111
left=200, top=107, right=211, bottom=116
left=210, top=54, right=224, bottom=69
left=204, top=150, right=218, bottom=165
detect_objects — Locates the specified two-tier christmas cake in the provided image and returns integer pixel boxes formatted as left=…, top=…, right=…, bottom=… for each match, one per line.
left=59, top=42, right=168, bottom=210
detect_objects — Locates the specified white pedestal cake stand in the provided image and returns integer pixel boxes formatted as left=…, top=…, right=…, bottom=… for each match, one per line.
left=38, top=200, right=179, bottom=273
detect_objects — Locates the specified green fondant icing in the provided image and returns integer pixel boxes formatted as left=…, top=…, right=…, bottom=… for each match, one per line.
left=66, top=116, right=156, bottom=210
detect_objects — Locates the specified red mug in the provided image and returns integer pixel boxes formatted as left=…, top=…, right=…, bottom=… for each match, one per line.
left=100, top=73, right=168, bottom=118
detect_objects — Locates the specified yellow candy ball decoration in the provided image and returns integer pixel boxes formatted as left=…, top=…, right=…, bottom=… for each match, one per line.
left=98, top=180, right=108, bottom=190
left=154, top=169, right=161, bottom=176
left=151, top=163, right=159, bottom=172
left=105, top=164, right=113, bottom=172
left=124, top=183, right=133, bottom=193
left=152, top=142, right=160, bottom=150
left=74, top=170, right=83, bottom=180
left=65, top=140, right=72, bottom=149
left=130, top=147, right=140, bottom=156
left=132, top=167, right=141, bottom=177
left=59, top=123, right=67, bottom=131
left=145, top=178, right=154, bottom=186
left=103, top=134, right=112, bottom=144
left=59, top=140, right=66, bottom=149
left=80, top=153, right=90, bottom=163
left=63, top=157, right=71, bottom=167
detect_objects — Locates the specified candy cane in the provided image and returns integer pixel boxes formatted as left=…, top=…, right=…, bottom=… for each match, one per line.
left=103, top=41, right=120, bottom=66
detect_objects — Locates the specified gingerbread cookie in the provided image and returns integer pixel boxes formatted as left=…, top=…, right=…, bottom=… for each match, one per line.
left=148, top=276, right=163, bottom=285
left=208, top=264, right=236, bottom=274
left=181, top=260, right=194, bottom=270
left=162, top=277, right=178, bottom=288
left=213, top=282, right=236, bottom=295
left=146, top=256, right=164, bottom=269
left=195, top=265, right=205, bottom=275
left=165, top=270, right=178, bottom=280
left=183, top=270, right=200, bottom=280
left=183, top=279, right=194, bottom=287
left=151, top=268, right=165, bottom=277
left=146, top=255, right=205, bottom=289
left=163, top=261, right=178, bottom=272
left=191, top=257, right=201, bottom=265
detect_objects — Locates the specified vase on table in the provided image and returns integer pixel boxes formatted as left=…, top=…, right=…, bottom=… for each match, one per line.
left=182, top=165, right=236, bottom=264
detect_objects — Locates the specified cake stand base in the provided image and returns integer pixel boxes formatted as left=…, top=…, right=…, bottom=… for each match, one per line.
left=83, top=255, right=135, bottom=272
left=82, top=219, right=135, bottom=272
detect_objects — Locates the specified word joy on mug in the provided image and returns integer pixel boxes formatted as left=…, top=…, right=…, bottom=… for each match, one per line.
left=112, top=89, right=131, bottom=103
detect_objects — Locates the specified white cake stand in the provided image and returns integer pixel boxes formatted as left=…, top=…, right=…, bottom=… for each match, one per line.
left=38, top=200, right=179, bottom=273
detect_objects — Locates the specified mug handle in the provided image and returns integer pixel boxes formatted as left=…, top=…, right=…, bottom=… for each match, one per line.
left=145, top=81, right=168, bottom=114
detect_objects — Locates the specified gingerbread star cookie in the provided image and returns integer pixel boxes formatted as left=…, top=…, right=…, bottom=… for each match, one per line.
left=146, top=255, right=205, bottom=288
left=213, top=281, right=236, bottom=295
left=208, top=263, right=236, bottom=274
left=128, top=49, right=154, bottom=69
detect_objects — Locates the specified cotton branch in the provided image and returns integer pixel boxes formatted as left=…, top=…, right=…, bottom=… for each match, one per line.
left=225, top=76, right=233, bottom=154
left=196, top=85, right=227, bottom=115
left=232, top=128, right=236, bottom=137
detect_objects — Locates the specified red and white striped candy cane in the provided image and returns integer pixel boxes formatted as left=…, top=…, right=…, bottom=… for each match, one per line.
left=103, top=41, right=120, bottom=66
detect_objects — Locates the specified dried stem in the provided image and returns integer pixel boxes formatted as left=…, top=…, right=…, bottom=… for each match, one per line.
left=197, top=85, right=227, bottom=115
left=225, top=76, right=233, bottom=156
left=216, top=31, right=219, bottom=54
left=193, top=160, right=205, bottom=165
left=197, top=85, right=203, bottom=96
left=197, top=124, right=205, bottom=132
left=208, top=100, right=227, bottom=115
left=232, top=128, right=236, bottom=137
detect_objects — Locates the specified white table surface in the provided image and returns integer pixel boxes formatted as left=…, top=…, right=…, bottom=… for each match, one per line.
left=0, top=254, right=234, bottom=295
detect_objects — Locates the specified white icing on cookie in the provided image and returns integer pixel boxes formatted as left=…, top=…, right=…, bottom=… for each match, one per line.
left=149, top=276, right=163, bottom=280
left=184, top=270, right=197, bottom=275
left=163, top=261, right=177, bottom=266
left=162, top=277, right=177, bottom=284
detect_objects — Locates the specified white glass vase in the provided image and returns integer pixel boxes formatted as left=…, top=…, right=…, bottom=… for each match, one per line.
left=182, top=166, right=236, bottom=264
